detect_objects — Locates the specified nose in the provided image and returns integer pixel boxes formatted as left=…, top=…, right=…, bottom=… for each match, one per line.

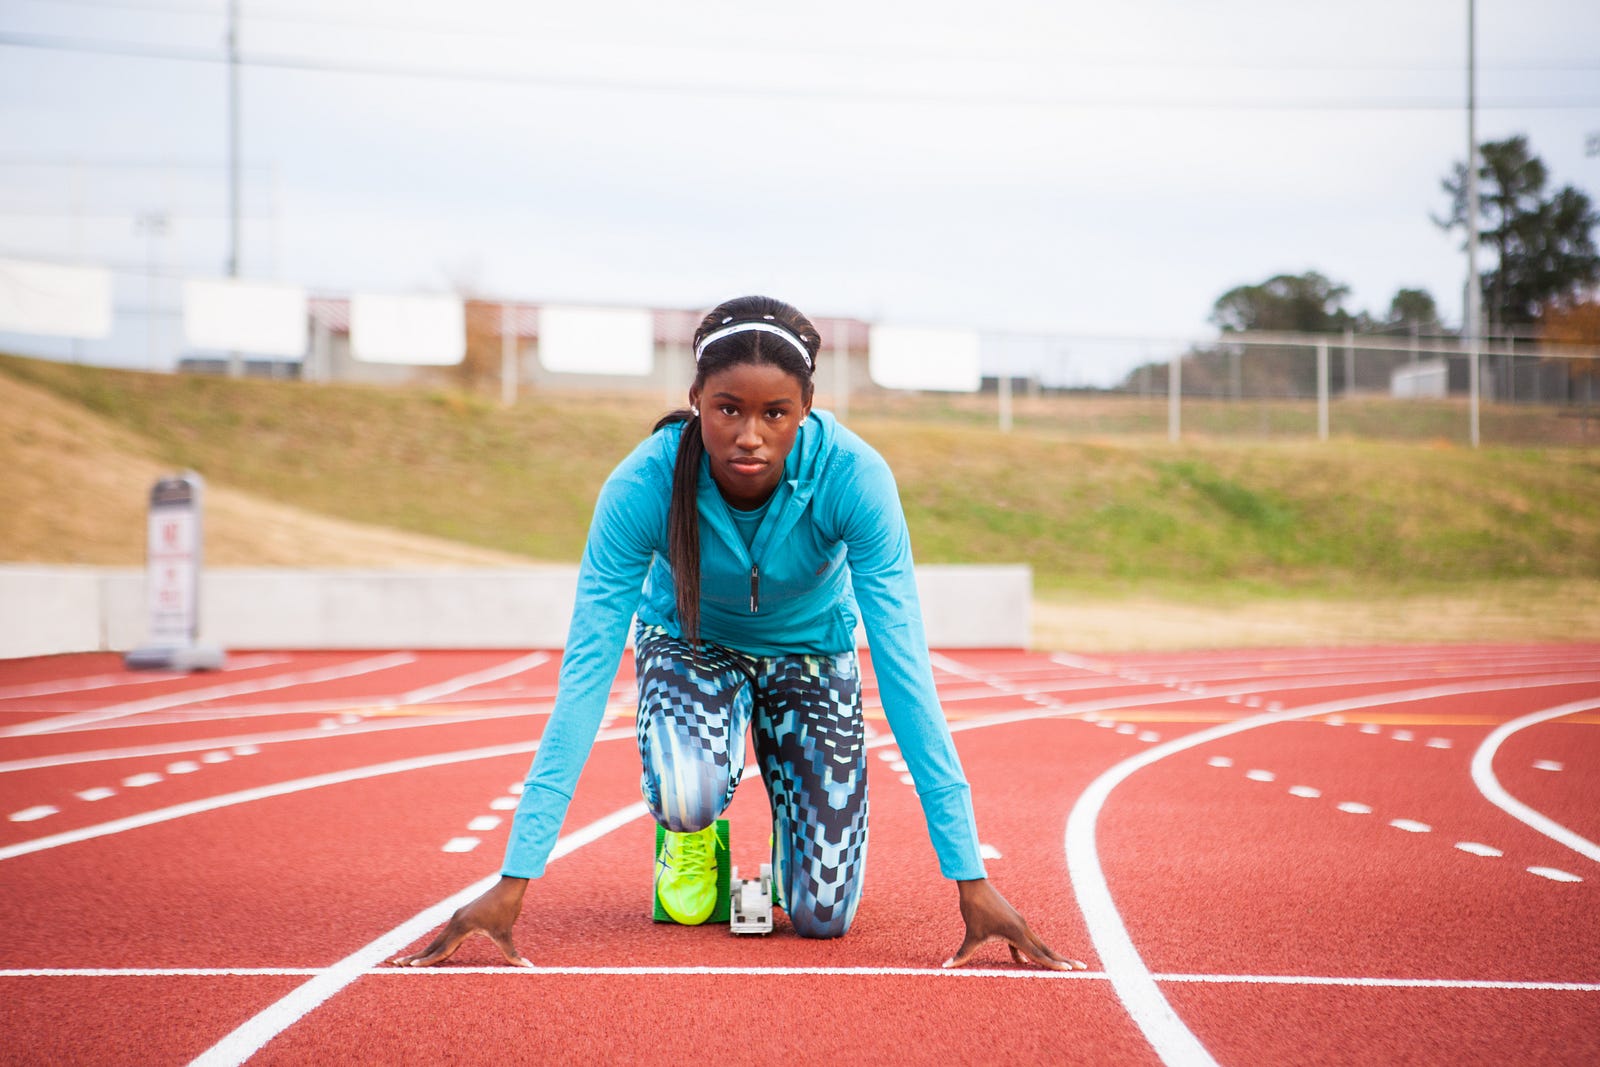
left=735, top=416, right=763, bottom=450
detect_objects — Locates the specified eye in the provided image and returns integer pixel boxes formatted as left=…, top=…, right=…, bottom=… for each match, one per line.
left=765, top=408, right=790, bottom=421
left=718, top=404, right=739, bottom=417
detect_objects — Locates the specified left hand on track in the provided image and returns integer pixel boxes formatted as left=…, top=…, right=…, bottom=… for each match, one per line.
left=943, top=878, right=1087, bottom=971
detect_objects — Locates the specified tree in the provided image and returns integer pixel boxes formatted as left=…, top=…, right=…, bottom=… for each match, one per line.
left=1385, top=288, right=1441, bottom=333
left=1438, top=135, right=1600, bottom=330
left=1209, top=271, right=1356, bottom=334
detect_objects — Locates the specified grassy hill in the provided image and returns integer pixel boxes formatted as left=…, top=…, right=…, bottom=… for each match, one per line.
left=3, top=352, right=1597, bottom=648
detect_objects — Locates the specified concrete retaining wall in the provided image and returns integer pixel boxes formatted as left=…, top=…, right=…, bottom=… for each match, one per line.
left=0, top=563, right=1030, bottom=658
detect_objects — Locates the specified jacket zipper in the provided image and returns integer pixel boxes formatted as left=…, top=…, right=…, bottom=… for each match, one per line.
left=749, top=565, right=760, bottom=613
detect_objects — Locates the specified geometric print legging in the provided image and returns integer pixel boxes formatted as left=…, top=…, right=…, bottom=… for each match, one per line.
left=633, top=623, right=868, bottom=938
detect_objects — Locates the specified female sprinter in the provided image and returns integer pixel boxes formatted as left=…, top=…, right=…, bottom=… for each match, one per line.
left=395, top=295, right=1084, bottom=971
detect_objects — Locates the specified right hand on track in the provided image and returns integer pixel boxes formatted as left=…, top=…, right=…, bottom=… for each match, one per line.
left=390, top=876, right=533, bottom=968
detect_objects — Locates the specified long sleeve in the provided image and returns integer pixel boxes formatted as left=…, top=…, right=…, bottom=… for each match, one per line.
left=500, top=455, right=661, bottom=878
left=836, top=448, right=987, bottom=881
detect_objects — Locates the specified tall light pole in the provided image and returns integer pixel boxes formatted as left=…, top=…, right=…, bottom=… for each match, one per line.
left=1465, top=0, right=1481, bottom=447
left=227, top=0, right=242, bottom=377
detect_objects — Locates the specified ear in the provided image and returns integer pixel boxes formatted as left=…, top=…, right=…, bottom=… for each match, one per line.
left=688, top=386, right=701, bottom=416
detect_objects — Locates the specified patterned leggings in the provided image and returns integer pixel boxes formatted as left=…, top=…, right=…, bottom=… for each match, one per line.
left=634, top=623, right=868, bottom=939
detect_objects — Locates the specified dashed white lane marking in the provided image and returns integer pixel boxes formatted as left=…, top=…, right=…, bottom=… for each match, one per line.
left=1337, top=802, right=1373, bottom=815
left=1470, top=698, right=1600, bottom=867
left=1287, top=786, right=1321, bottom=799
left=980, top=843, right=1003, bottom=860
left=10, top=967, right=1600, bottom=993
left=1244, top=769, right=1275, bottom=783
left=440, top=837, right=480, bottom=853
left=0, top=730, right=630, bottom=863
left=200, top=751, right=232, bottom=764
left=190, top=801, right=648, bottom=1067
left=8, top=805, right=58, bottom=823
left=489, top=796, right=519, bottom=811
left=233, top=745, right=261, bottom=756
left=1360, top=724, right=1382, bottom=735
left=466, top=816, right=501, bottom=832
left=875, top=750, right=900, bottom=762
left=508, top=782, right=523, bottom=794
left=76, top=788, right=115, bottom=802
left=1138, top=731, right=1161, bottom=743
left=1528, top=867, right=1583, bottom=883
left=1426, top=738, right=1453, bottom=749
left=1206, top=756, right=1233, bottom=768
left=1392, top=729, right=1414, bottom=742
left=0, top=653, right=417, bottom=737
left=1059, top=672, right=1600, bottom=1067
left=122, top=773, right=163, bottom=788
left=1532, top=759, right=1563, bottom=772
left=1390, top=819, right=1432, bottom=833
left=166, top=761, right=201, bottom=775
left=1456, top=842, right=1504, bottom=857
left=890, top=760, right=909, bottom=772
left=898, top=774, right=914, bottom=786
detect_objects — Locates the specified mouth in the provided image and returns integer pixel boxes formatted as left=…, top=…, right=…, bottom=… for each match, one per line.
left=726, top=456, right=768, bottom=475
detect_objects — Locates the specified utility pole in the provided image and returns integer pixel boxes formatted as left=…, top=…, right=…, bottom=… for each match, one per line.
left=227, top=0, right=243, bottom=377
left=1465, top=0, right=1482, bottom=447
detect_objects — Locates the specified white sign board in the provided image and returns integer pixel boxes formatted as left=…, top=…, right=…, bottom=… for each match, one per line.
left=538, top=305, right=655, bottom=376
left=0, top=257, right=113, bottom=339
left=868, top=324, right=982, bottom=392
left=125, top=473, right=224, bottom=670
left=350, top=293, right=465, bottom=365
left=182, top=277, right=309, bottom=357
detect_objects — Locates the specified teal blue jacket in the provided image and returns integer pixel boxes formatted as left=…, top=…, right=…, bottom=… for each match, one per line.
left=501, top=410, right=986, bottom=881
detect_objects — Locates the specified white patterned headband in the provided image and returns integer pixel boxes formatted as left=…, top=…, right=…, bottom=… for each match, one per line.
left=694, top=320, right=814, bottom=370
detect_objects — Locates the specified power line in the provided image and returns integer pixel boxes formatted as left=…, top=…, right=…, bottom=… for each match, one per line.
left=2, top=30, right=1598, bottom=111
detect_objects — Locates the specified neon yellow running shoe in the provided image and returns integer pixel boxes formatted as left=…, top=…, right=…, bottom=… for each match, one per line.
left=655, top=824, right=722, bottom=925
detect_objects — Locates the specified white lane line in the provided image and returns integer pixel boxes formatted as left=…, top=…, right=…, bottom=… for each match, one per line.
left=1062, top=674, right=1597, bottom=1067
left=1244, top=769, right=1276, bottom=783
left=0, top=703, right=544, bottom=775
left=0, top=654, right=417, bottom=737
left=440, top=838, right=480, bottom=853
left=0, top=726, right=633, bottom=863
left=1390, top=820, right=1432, bottom=833
left=1527, top=867, right=1583, bottom=883
left=0, top=656, right=286, bottom=701
left=189, top=801, right=648, bottom=1067
left=1455, top=842, right=1504, bottom=857
left=122, top=773, right=163, bottom=788
left=1287, top=786, right=1321, bottom=799
left=396, top=652, right=550, bottom=706
left=76, top=788, right=115, bottom=802
left=5, top=967, right=1599, bottom=992
left=1469, top=698, right=1600, bottom=867
left=1532, top=759, right=1564, bottom=772
left=465, top=816, right=501, bottom=832
left=1337, top=802, right=1373, bottom=815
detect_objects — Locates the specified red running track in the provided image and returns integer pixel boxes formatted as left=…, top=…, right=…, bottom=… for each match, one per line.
left=1, top=644, right=1597, bottom=1065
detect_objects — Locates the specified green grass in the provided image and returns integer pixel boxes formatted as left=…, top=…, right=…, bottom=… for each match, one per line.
left=4, top=352, right=1598, bottom=604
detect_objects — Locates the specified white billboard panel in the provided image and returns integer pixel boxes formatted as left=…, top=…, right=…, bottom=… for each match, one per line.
left=182, top=277, right=308, bottom=358
left=0, top=257, right=112, bottom=339
left=349, top=293, right=465, bottom=365
left=868, top=324, right=982, bottom=392
left=538, top=305, right=654, bottom=376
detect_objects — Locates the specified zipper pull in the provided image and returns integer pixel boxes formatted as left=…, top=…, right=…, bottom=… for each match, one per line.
left=749, top=565, right=760, bottom=614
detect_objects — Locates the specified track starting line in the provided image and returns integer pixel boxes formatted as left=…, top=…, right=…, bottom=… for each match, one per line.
left=4, top=967, right=1597, bottom=992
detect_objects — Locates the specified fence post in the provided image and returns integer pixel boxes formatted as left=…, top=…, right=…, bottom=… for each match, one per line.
left=1317, top=339, right=1329, bottom=441
left=500, top=302, right=517, bottom=407
left=1168, top=350, right=1181, bottom=443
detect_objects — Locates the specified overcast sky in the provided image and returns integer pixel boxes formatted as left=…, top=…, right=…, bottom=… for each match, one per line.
left=1, top=0, right=1597, bottom=384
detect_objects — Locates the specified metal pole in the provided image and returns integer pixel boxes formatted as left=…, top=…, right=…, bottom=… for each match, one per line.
left=226, top=0, right=243, bottom=377
left=1466, top=0, right=1482, bottom=447
left=1343, top=326, right=1354, bottom=395
left=998, top=370, right=1013, bottom=433
left=1317, top=340, right=1329, bottom=441
left=832, top=318, right=850, bottom=422
left=500, top=302, right=517, bottom=407
left=1167, top=350, right=1181, bottom=443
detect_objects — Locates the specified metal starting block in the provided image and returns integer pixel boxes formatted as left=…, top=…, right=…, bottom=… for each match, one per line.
left=729, top=864, right=774, bottom=936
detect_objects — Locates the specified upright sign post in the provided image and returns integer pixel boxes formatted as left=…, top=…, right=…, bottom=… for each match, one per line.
left=125, top=473, right=226, bottom=671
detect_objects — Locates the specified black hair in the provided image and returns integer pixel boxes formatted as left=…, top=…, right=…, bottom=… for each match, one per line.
left=652, top=295, right=821, bottom=644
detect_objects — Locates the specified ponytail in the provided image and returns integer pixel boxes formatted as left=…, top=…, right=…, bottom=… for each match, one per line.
left=654, top=408, right=703, bottom=644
